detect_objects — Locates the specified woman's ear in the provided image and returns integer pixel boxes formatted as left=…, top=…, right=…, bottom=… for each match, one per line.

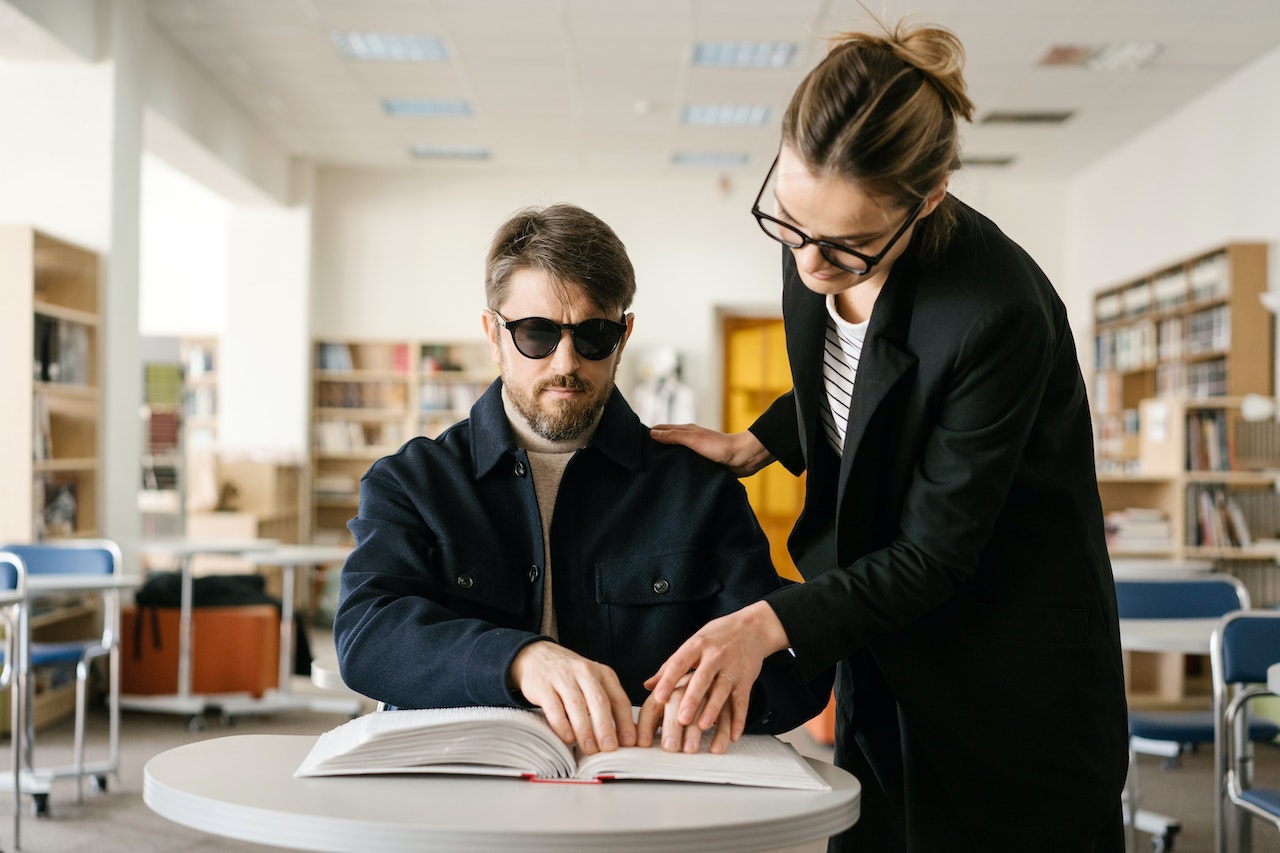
left=920, top=176, right=950, bottom=218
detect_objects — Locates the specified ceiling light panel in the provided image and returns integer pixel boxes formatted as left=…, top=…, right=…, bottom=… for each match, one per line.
left=682, top=105, right=771, bottom=126
left=409, top=144, right=490, bottom=160
left=692, top=41, right=798, bottom=68
left=382, top=98, right=472, bottom=117
left=330, top=32, right=448, bottom=61
left=672, top=151, right=751, bottom=167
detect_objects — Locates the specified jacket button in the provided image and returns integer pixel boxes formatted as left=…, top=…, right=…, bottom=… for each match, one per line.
left=456, top=574, right=474, bottom=590
left=528, top=565, right=540, bottom=583
left=514, top=461, right=527, bottom=477
left=652, top=579, right=670, bottom=594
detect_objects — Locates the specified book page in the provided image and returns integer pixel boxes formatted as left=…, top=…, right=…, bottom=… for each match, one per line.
left=573, top=733, right=831, bottom=791
left=295, top=706, right=576, bottom=779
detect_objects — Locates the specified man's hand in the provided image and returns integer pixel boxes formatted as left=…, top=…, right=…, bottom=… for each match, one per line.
left=648, top=425, right=773, bottom=479
left=635, top=673, right=735, bottom=754
left=643, top=601, right=791, bottom=742
left=509, top=641, right=636, bottom=754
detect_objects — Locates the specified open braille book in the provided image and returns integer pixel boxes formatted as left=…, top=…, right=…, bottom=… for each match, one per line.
left=294, top=706, right=830, bottom=791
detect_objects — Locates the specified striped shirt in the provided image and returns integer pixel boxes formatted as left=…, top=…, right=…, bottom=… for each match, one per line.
left=820, top=294, right=869, bottom=456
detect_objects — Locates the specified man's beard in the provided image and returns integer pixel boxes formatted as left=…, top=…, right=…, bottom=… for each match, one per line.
left=503, top=368, right=614, bottom=443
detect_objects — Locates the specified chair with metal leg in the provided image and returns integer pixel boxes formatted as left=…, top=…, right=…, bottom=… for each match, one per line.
left=0, top=552, right=27, bottom=851
left=1116, top=576, right=1278, bottom=852
left=1211, top=609, right=1280, bottom=853
left=1, top=539, right=123, bottom=815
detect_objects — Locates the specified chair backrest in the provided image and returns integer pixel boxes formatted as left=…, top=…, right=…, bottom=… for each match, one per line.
left=0, top=552, right=24, bottom=594
left=1115, top=575, right=1249, bottom=619
left=0, top=540, right=120, bottom=578
left=1212, top=610, right=1280, bottom=686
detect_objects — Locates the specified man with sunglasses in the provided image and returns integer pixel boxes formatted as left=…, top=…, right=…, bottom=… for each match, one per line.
left=334, top=204, right=831, bottom=757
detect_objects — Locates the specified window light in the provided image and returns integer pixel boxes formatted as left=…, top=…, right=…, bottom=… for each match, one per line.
left=682, top=105, right=771, bottom=127
left=330, top=32, right=448, bottom=62
left=692, top=42, right=798, bottom=69
left=382, top=99, right=471, bottom=118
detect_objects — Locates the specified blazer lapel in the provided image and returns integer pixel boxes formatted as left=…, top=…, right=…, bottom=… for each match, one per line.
left=780, top=252, right=828, bottom=470
left=837, top=255, right=919, bottom=489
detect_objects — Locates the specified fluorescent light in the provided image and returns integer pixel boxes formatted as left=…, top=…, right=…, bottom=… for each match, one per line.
left=1039, top=42, right=1162, bottom=71
left=692, top=41, right=797, bottom=69
left=1088, top=42, right=1162, bottom=71
left=383, top=99, right=471, bottom=118
left=331, top=32, right=448, bottom=62
left=682, top=105, right=771, bottom=127
left=672, top=152, right=750, bottom=167
left=410, top=145, right=490, bottom=160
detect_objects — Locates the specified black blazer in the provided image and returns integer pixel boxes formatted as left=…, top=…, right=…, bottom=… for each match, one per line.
left=753, top=198, right=1129, bottom=832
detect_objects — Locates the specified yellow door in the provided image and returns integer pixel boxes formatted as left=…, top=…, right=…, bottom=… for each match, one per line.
left=722, top=317, right=805, bottom=581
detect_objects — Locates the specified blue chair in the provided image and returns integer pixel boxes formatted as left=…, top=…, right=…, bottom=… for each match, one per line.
left=1116, top=576, right=1279, bottom=852
left=1211, top=610, right=1280, bottom=853
left=2, top=540, right=122, bottom=814
left=0, top=553, right=26, bottom=851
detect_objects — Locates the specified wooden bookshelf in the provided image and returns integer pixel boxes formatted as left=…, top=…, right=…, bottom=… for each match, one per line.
left=1093, top=243, right=1270, bottom=474
left=310, top=339, right=494, bottom=544
left=0, top=226, right=101, bottom=541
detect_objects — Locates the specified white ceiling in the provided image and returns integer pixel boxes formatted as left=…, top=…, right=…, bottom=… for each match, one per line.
left=14, top=0, right=1280, bottom=180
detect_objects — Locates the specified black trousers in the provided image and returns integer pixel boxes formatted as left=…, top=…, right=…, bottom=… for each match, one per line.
left=826, top=651, right=1124, bottom=853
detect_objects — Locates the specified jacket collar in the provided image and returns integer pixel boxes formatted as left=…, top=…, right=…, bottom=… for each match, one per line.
left=470, top=378, right=644, bottom=477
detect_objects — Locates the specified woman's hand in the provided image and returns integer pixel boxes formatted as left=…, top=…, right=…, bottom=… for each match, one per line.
left=635, top=673, right=735, bottom=754
left=649, top=425, right=773, bottom=478
left=643, top=601, right=791, bottom=742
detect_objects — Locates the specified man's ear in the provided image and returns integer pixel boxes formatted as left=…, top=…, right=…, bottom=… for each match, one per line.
left=482, top=310, right=502, bottom=365
left=615, top=313, right=636, bottom=360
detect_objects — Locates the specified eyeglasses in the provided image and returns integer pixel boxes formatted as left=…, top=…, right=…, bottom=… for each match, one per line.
left=490, top=310, right=628, bottom=361
left=751, top=155, right=926, bottom=276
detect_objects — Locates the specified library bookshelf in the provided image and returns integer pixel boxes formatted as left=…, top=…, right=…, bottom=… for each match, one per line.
left=310, top=339, right=494, bottom=544
left=0, top=226, right=101, bottom=542
left=1091, top=243, right=1276, bottom=709
left=0, top=225, right=106, bottom=730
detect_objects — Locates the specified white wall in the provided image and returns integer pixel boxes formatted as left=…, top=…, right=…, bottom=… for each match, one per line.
left=1067, top=43, right=1280, bottom=328
left=313, top=168, right=787, bottom=423
left=311, top=165, right=1069, bottom=426
left=139, top=153, right=229, bottom=337
left=0, top=56, right=112, bottom=248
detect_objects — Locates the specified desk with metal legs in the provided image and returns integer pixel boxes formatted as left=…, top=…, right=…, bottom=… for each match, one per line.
left=145, top=734, right=861, bottom=852
left=129, top=538, right=278, bottom=725
left=1119, top=617, right=1218, bottom=852
left=131, top=540, right=365, bottom=726
left=237, top=545, right=363, bottom=719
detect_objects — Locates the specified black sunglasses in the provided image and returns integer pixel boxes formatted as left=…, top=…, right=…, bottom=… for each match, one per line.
left=491, top=310, right=628, bottom=361
left=751, top=154, right=925, bottom=276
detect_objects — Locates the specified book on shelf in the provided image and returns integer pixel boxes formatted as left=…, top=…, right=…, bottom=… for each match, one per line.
left=1105, top=508, right=1172, bottom=551
left=295, top=706, right=831, bottom=791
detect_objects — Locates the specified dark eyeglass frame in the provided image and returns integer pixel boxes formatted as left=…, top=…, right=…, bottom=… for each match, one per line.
left=490, top=310, right=628, bottom=361
left=750, top=154, right=926, bottom=276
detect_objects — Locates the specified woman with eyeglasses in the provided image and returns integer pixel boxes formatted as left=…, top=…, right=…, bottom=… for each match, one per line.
left=647, top=17, right=1128, bottom=852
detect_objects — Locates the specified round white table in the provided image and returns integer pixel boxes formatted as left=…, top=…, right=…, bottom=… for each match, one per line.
left=1118, top=618, right=1219, bottom=654
left=1266, top=662, right=1280, bottom=694
left=145, top=734, right=860, bottom=853
left=1110, top=558, right=1214, bottom=579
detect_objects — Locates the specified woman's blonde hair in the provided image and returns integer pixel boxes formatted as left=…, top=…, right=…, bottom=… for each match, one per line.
left=781, top=19, right=975, bottom=261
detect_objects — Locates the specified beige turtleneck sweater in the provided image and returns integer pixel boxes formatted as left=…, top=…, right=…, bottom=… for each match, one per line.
left=501, top=388, right=604, bottom=641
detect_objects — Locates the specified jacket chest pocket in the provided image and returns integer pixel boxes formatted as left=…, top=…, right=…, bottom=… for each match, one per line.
left=594, top=551, right=723, bottom=676
left=426, top=543, right=532, bottom=620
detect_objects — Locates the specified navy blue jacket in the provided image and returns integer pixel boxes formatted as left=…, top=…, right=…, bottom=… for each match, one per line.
left=335, top=380, right=831, bottom=734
